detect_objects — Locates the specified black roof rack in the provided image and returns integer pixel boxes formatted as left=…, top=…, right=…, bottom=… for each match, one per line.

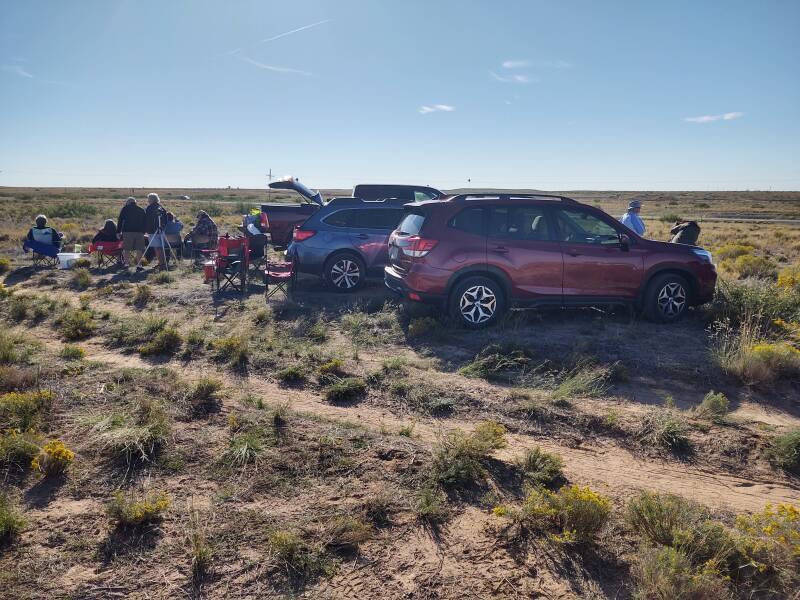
left=452, top=193, right=577, bottom=204
left=325, top=196, right=410, bottom=207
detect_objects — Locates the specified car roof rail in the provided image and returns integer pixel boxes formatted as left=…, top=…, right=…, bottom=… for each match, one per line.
left=452, top=193, right=578, bottom=203
left=325, top=196, right=409, bottom=207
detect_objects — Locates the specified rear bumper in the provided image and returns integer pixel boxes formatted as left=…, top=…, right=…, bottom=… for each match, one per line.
left=693, top=264, right=717, bottom=305
left=384, top=265, right=444, bottom=303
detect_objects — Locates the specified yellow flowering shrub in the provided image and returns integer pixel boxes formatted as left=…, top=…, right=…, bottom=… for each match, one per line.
left=106, top=491, right=170, bottom=527
left=495, top=484, right=612, bottom=544
left=735, top=503, right=799, bottom=591
left=777, top=266, right=800, bottom=291
left=749, top=342, right=800, bottom=378
left=0, top=390, right=54, bottom=430
left=31, top=439, right=74, bottom=476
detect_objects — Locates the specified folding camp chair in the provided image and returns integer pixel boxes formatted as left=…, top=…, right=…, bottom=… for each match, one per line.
left=22, top=239, right=62, bottom=268
left=211, top=236, right=250, bottom=295
left=263, top=240, right=295, bottom=301
left=88, top=240, right=125, bottom=268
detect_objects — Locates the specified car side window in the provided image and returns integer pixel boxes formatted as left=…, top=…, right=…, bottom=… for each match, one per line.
left=414, top=190, right=436, bottom=202
left=555, top=209, right=620, bottom=244
left=449, top=208, right=485, bottom=235
left=323, top=209, right=358, bottom=228
left=488, top=206, right=552, bottom=241
left=367, top=209, right=405, bottom=230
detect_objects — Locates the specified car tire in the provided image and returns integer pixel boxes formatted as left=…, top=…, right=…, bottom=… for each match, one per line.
left=449, top=276, right=506, bottom=329
left=324, top=253, right=366, bottom=292
left=643, top=273, right=690, bottom=323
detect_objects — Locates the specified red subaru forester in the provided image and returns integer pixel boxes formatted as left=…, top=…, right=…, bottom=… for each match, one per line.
left=384, top=194, right=717, bottom=328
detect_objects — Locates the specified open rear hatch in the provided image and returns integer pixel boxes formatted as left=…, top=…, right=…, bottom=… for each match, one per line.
left=268, top=177, right=324, bottom=206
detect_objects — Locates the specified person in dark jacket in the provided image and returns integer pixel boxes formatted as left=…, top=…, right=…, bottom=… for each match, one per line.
left=145, top=193, right=168, bottom=268
left=117, top=197, right=147, bottom=273
left=670, top=220, right=701, bottom=245
left=27, top=214, right=63, bottom=246
left=92, top=219, right=118, bottom=243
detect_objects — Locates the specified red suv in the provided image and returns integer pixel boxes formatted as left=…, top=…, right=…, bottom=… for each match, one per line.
left=384, top=194, right=717, bottom=328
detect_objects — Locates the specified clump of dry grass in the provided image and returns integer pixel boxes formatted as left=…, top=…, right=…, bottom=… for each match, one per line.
left=430, top=421, right=507, bottom=488
left=106, top=490, right=170, bottom=528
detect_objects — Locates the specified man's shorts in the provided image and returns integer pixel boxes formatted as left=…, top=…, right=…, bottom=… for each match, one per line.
left=122, top=232, right=146, bottom=252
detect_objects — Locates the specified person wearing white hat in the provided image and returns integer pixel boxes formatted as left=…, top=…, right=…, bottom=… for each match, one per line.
left=620, top=199, right=646, bottom=236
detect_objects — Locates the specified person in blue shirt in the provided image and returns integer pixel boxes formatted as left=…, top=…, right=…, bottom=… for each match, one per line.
left=620, top=199, right=646, bottom=236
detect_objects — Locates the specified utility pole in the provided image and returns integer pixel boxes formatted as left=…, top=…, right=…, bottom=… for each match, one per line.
left=267, top=168, right=273, bottom=201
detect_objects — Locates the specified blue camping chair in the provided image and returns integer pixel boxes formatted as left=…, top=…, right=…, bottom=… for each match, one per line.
left=23, top=238, right=63, bottom=268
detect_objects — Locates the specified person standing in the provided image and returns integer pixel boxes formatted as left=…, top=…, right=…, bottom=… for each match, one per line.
left=145, top=192, right=168, bottom=269
left=620, top=199, right=646, bottom=236
left=117, top=197, right=147, bottom=273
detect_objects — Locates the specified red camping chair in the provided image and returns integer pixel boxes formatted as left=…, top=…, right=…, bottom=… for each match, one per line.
left=263, top=249, right=296, bottom=302
left=206, top=235, right=250, bottom=295
left=88, top=240, right=125, bottom=268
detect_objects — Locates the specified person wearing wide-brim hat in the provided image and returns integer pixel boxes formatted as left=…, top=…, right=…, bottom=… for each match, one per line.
left=620, top=199, right=646, bottom=236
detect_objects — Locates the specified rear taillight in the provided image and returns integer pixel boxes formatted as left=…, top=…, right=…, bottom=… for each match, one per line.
left=293, top=228, right=316, bottom=242
left=402, top=236, right=437, bottom=258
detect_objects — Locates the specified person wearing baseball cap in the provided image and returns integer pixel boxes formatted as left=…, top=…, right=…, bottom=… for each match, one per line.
left=620, top=199, right=646, bottom=236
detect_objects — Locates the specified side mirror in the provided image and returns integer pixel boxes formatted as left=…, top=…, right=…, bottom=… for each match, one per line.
left=619, top=233, right=631, bottom=251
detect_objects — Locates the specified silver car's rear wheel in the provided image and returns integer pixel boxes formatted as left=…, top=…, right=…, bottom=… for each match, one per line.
left=325, top=254, right=365, bottom=292
left=459, top=285, right=497, bottom=324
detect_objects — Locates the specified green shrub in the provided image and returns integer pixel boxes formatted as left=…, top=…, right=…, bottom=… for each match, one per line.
left=186, top=378, right=222, bottom=414
left=132, top=284, right=152, bottom=307
left=8, top=296, right=28, bottom=321
left=632, top=546, right=730, bottom=600
left=223, top=432, right=263, bottom=468
left=49, top=201, right=99, bottom=219
left=459, top=343, right=533, bottom=382
left=0, top=492, right=25, bottom=543
left=106, top=490, right=170, bottom=527
left=695, top=391, right=729, bottom=423
left=639, top=409, right=691, bottom=454
left=70, top=268, right=92, bottom=291
left=516, top=446, right=564, bottom=487
left=72, top=258, right=91, bottom=269
left=266, top=529, right=333, bottom=580
left=57, top=307, right=95, bottom=340
left=60, top=345, right=86, bottom=360
left=138, top=327, right=182, bottom=356
left=660, top=213, right=683, bottom=223
left=734, top=254, right=778, bottom=279
left=323, top=515, right=373, bottom=553
left=150, top=270, right=174, bottom=284
left=0, top=257, right=11, bottom=275
left=708, top=279, right=800, bottom=326
left=317, top=359, right=345, bottom=378
left=276, top=365, right=306, bottom=385
left=430, top=421, right=506, bottom=488
left=0, top=332, right=19, bottom=364
left=324, top=377, right=366, bottom=403
left=0, top=429, right=40, bottom=469
left=715, top=243, right=755, bottom=261
left=212, top=335, right=249, bottom=368
left=551, top=363, right=611, bottom=401
left=415, top=485, right=448, bottom=523
left=769, top=429, right=800, bottom=473
left=625, top=492, right=701, bottom=546
left=0, top=390, right=54, bottom=430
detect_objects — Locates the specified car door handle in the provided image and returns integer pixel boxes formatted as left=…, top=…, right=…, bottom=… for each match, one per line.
left=492, top=246, right=509, bottom=253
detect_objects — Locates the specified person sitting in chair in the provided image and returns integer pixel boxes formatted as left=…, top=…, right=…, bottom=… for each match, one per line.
left=185, top=210, right=218, bottom=258
left=27, top=215, right=63, bottom=246
left=163, top=212, right=184, bottom=260
left=92, top=219, right=119, bottom=244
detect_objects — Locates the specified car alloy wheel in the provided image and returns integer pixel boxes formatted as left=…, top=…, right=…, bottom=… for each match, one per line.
left=657, top=282, right=686, bottom=318
left=330, top=258, right=361, bottom=289
left=459, top=285, right=497, bottom=324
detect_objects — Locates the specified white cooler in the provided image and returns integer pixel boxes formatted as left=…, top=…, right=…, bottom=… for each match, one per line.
left=57, top=252, right=88, bottom=269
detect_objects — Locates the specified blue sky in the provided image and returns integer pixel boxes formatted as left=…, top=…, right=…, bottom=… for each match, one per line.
left=1, top=0, right=798, bottom=190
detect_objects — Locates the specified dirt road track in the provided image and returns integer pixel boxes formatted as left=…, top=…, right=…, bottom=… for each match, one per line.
left=87, top=347, right=800, bottom=513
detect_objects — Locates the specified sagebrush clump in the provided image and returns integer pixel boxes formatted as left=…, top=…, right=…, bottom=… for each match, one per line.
left=430, top=421, right=506, bottom=488
left=106, top=490, right=170, bottom=527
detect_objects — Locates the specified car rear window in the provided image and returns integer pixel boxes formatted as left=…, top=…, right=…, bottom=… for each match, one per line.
left=397, top=212, right=425, bottom=235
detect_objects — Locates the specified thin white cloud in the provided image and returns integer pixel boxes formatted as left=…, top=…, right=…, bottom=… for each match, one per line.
left=490, top=71, right=534, bottom=84
left=502, top=59, right=529, bottom=69
left=256, top=19, right=330, bottom=45
left=236, top=54, right=312, bottom=76
left=532, top=59, right=572, bottom=69
left=684, top=112, right=744, bottom=123
left=419, top=104, right=455, bottom=114
left=1, top=64, right=33, bottom=78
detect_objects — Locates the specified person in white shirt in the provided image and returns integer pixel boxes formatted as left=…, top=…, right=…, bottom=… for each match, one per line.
left=620, top=199, right=646, bottom=236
